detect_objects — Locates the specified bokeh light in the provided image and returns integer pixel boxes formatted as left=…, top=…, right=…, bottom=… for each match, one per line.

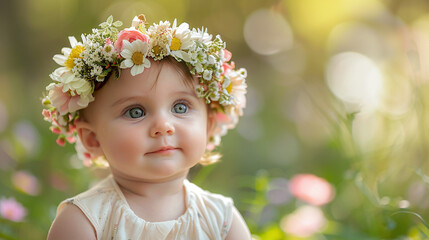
left=12, top=171, right=40, bottom=196
left=326, top=51, right=384, bottom=112
left=289, top=174, right=335, bottom=206
left=280, top=205, right=327, bottom=238
left=0, top=197, right=27, bottom=222
left=12, top=120, right=40, bottom=157
left=244, top=9, right=293, bottom=55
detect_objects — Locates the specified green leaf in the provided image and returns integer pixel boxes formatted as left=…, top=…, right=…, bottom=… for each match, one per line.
left=115, top=69, right=121, bottom=79
left=415, top=169, right=429, bottom=185
left=391, top=210, right=429, bottom=229
left=107, top=15, right=113, bottom=25
left=99, top=22, right=108, bottom=29
left=113, top=21, right=123, bottom=27
left=100, top=69, right=110, bottom=77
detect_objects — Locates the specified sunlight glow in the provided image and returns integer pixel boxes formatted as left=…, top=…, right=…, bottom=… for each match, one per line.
left=244, top=9, right=293, bottom=55
left=326, top=52, right=383, bottom=112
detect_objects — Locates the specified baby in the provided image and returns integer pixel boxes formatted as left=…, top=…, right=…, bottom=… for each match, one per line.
left=43, top=14, right=250, bottom=239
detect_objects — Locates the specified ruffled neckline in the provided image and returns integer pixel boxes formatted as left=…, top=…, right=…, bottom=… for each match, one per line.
left=108, top=175, right=195, bottom=225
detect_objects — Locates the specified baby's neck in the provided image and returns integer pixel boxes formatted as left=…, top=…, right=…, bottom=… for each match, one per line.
left=113, top=173, right=186, bottom=198
left=112, top=173, right=188, bottom=222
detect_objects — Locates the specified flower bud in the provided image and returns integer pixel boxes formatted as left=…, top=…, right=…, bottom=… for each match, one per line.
left=56, top=136, right=66, bottom=146
left=42, top=97, right=51, bottom=106
left=50, top=126, right=62, bottom=134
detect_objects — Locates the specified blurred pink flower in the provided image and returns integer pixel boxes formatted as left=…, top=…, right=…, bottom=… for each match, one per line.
left=0, top=197, right=27, bottom=222
left=289, top=174, right=334, bottom=206
left=42, top=109, right=51, bottom=120
left=280, top=205, right=327, bottom=237
left=12, top=171, right=40, bottom=196
left=216, top=112, right=232, bottom=124
left=56, top=136, right=66, bottom=146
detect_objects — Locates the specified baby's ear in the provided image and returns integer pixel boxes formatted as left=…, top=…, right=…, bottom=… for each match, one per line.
left=75, top=120, right=104, bottom=157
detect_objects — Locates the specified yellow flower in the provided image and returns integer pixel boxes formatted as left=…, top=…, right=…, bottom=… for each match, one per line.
left=64, top=45, right=84, bottom=70
left=170, top=20, right=192, bottom=50
left=53, top=36, right=85, bottom=71
left=170, top=37, right=181, bottom=51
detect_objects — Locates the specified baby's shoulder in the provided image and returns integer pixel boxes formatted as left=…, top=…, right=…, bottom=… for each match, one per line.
left=58, top=177, right=116, bottom=216
left=186, top=181, right=234, bottom=217
left=72, top=176, right=116, bottom=200
left=186, top=181, right=236, bottom=237
left=47, top=203, right=96, bottom=240
left=52, top=176, right=118, bottom=238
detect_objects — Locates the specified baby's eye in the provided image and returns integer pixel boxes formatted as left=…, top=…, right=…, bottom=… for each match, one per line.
left=172, top=103, right=188, bottom=114
left=125, top=107, right=145, bottom=118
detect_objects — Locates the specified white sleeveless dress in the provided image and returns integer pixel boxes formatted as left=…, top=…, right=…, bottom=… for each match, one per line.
left=57, top=175, right=234, bottom=239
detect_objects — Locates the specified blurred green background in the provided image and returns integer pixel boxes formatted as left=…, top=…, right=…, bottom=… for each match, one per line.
left=2, top=0, right=429, bottom=239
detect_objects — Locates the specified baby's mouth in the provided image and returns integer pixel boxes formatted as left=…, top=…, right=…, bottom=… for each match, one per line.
left=146, top=146, right=179, bottom=155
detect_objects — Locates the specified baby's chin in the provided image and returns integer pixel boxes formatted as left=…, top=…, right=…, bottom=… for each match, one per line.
left=118, top=160, right=192, bottom=182
left=144, top=160, right=190, bottom=179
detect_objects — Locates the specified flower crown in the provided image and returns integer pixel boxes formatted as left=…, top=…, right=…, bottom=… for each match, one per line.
left=41, top=14, right=247, bottom=167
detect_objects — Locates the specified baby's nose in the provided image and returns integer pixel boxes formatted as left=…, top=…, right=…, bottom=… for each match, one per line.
left=150, top=116, right=175, bottom=137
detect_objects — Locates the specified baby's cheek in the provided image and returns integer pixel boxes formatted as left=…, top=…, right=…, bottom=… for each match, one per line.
left=103, top=127, right=144, bottom=160
left=182, top=121, right=207, bottom=157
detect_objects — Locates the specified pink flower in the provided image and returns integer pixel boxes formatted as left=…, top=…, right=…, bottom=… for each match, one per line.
left=68, top=123, right=77, bottom=132
left=83, top=157, right=93, bottom=167
left=114, top=29, right=149, bottom=52
left=221, top=49, right=234, bottom=73
left=105, top=38, right=112, bottom=45
left=42, top=109, right=52, bottom=120
left=12, top=171, right=40, bottom=196
left=223, top=49, right=232, bottom=62
left=66, top=136, right=76, bottom=144
left=222, top=69, right=247, bottom=118
left=222, top=62, right=235, bottom=73
left=56, top=136, right=66, bottom=146
left=48, top=84, right=88, bottom=116
left=280, top=205, right=326, bottom=237
left=0, top=197, right=27, bottom=222
left=206, top=143, right=215, bottom=151
left=50, top=126, right=62, bottom=134
left=289, top=174, right=334, bottom=206
left=216, top=112, right=232, bottom=124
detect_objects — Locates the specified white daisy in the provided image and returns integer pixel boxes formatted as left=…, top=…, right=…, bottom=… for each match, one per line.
left=191, top=27, right=212, bottom=43
left=170, top=20, right=194, bottom=62
left=52, top=35, right=85, bottom=71
left=171, top=20, right=193, bottom=50
left=120, top=40, right=151, bottom=76
left=223, top=68, right=247, bottom=115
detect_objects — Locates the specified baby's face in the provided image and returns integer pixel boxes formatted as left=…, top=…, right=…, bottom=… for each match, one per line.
left=84, top=62, right=210, bottom=182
